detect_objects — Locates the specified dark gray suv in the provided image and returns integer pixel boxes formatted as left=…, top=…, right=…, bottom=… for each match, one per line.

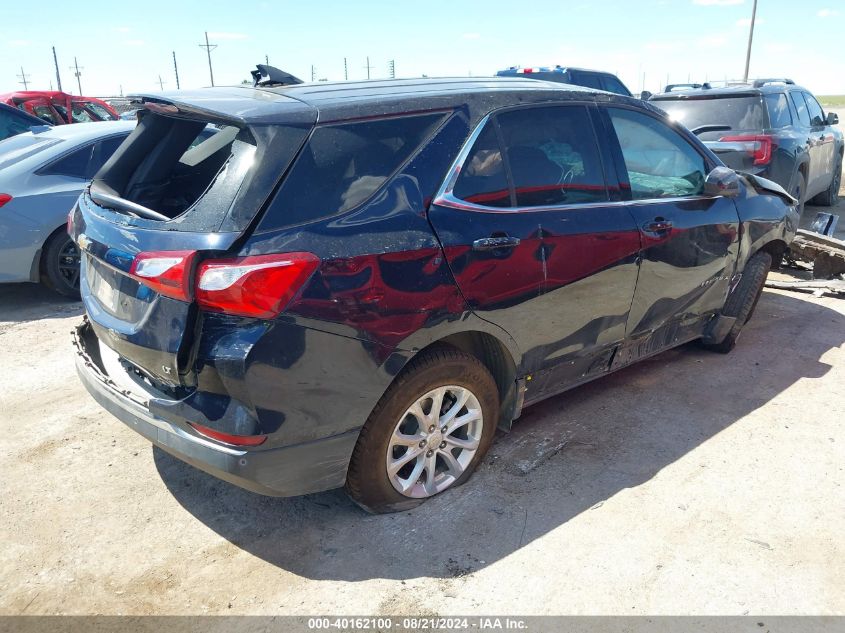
left=651, top=79, right=843, bottom=213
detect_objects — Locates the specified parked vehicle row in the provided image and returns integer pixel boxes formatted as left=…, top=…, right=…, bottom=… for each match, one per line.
left=650, top=78, right=842, bottom=213
left=66, top=77, right=797, bottom=512
left=0, top=91, right=119, bottom=126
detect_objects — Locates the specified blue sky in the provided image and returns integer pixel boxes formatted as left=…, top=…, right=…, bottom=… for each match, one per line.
left=3, top=0, right=844, bottom=97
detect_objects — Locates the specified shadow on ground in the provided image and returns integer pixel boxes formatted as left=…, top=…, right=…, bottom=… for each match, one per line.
left=153, top=291, right=843, bottom=581
left=0, top=283, right=81, bottom=324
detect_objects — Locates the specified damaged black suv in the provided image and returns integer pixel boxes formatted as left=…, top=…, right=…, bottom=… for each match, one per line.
left=71, top=77, right=798, bottom=512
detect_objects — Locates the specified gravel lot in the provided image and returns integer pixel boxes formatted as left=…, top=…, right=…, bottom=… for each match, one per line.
left=1, top=160, right=844, bottom=616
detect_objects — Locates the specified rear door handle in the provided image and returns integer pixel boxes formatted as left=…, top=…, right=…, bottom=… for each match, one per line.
left=472, top=236, right=521, bottom=251
left=643, top=219, right=673, bottom=232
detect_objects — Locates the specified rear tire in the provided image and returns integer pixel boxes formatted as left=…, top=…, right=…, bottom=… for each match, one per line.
left=809, top=155, right=841, bottom=207
left=702, top=251, right=772, bottom=354
left=41, top=229, right=81, bottom=299
left=792, top=171, right=807, bottom=216
left=345, top=348, right=499, bottom=514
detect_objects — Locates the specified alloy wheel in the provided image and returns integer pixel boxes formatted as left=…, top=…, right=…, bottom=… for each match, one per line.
left=386, top=385, right=483, bottom=498
left=58, top=239, right=81, bottom=289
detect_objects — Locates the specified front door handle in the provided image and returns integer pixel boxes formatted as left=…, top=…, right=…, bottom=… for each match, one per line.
left=472, top=236, right=521, bottom=251
left=643, top=219, right=673, bottom=232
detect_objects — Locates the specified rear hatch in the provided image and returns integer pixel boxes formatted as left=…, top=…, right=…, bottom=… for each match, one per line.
left=70, top=88, right=316, bottom=389
left=652, top=93, right=768, bottom=171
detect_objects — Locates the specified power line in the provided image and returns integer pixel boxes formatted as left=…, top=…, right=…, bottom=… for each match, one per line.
left=173, top=51, right=181, bottom=90
left=199, top=31, right=217, bottom=86
left=743, top=0, right=758, bottom=82
left=17, top=66, right=31, bottom=90
left=52, top=46, right=63, bottom=92
left=69, top=57, right=83, bottom=95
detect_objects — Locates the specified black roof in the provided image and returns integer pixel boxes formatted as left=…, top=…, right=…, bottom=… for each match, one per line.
left=652, top=78, right=804, bottom=100
left=133, top=77, right=630, bottom=125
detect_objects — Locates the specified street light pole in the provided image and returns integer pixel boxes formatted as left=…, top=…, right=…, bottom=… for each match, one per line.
left=743, top=0, right=758, bottom=83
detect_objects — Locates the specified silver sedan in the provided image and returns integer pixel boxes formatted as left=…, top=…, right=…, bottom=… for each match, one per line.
left=0, top=121, right=135, bottom=297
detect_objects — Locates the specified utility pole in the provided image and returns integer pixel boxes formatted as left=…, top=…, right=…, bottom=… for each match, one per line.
left=172, top=51, right=181, bottom=89
left=70, top=57, right=83, bottom=95
left=265, top=54, right=269, bottom=65
left=311, top=65, right=316, bottom=82
left=388, top=59, right=395, bottom=79
left=364, top=56, right=373, bottom=80
left=743, top=0, right=758, bottom=82
left=199, top=32, right=217, bottom=86
left=17, top=66, right=30, bottom=90
left=344, top=57, right=348, bottom=80
left=157, top=75, right=166, bottom=90
left=52, top=46, right=63, bottom=92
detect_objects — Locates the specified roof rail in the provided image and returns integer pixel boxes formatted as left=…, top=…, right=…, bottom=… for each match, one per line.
left=752, top=78, right=795, bottom=88
left=664, top=83, right=711, bottom=92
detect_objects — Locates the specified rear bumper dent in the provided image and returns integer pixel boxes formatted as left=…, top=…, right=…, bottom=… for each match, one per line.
left=72, top=321, right=357, bottom=497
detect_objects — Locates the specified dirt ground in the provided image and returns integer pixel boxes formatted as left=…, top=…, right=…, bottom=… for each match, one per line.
left=1, top=171, right=844, bottom=616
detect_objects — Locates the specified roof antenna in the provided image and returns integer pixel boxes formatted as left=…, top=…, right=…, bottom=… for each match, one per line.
left=251, top=64, right=304, bottom=88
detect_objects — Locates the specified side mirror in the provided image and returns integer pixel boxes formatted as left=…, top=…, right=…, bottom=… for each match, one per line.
left=640, top=90, right=653, bottom=101
left=703, top=166, right=741, bottom=198
left=827, top=111, right=839, bottom=126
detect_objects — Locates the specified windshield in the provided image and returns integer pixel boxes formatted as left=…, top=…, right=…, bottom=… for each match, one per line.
left=654, top=95, right=765, bottom=139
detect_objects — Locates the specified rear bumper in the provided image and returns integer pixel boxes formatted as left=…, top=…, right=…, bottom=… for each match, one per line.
left=72, top=320, right=358, bottom=497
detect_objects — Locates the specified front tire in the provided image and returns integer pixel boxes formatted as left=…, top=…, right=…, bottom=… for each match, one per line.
left=702, top=251, right=772, bottom=354
left=41, top=230, right=81, bottom=299
left=345, top=348, right=499, bottom=514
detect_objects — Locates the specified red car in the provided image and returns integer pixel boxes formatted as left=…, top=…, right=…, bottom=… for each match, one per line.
left=0, top=91, right=118, bottom=125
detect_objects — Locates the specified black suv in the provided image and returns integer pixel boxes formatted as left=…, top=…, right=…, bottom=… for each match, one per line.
left=71, top=78, right=797, bottom=513
left=651, top=79, right=843, bottom=212
left=496, top=66, right=632, bottom=96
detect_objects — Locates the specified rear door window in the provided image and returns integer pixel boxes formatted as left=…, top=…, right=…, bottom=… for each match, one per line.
left=607, top=107, right=707, bottom=199
left=260, top=112, right=446, bottom=229
left=790, top=91, right=811, bottom=126
left=496, top=106, right=607, bottom=206
left=803, top=92, right=825, bottom=126
left=41, top=136, right=128, bottom=179
left=601, top=76, right=630, bottom=96
left=452, top=124, right=510, bottom=207
left=764, top=93, right=792, bottom=128
left=570, top=72, right=602, bottom=90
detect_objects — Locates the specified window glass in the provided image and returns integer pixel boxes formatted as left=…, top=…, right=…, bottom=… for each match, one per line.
left=86, top=103, right=117, bottom=121
left=571, top=72, right=602, bottom=90
left=263, top=113, right=445, bottom=228
left=32, top=105, right=58, bottom=124
left=803, top=92, right=825, bottom=126
left=70, top=104, right=95, bottom=123
left=607, top=107, right=707, bottom=199
left=452, top=124, right=510, bottom=207
left=790, top=92, right=811, bottom=126
left=43, top=143, right=94, bottom=178
left=764, top=94, right=792, bottom=128
left=497, top=106, right=607, bottom=206
left=654, top=96, right=764, bottom=136
left=87, top=136, right=127, bottom=176
left=0, top=110, right=33, bottom=139
left=601, top=76, right=630, bottom=96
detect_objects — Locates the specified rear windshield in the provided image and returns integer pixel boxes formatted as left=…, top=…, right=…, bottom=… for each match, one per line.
left=654, top=95, right=765, bottom=138
left=89, top=112, right=256, bottom=230
left=258, top=112, right=446, bottom=230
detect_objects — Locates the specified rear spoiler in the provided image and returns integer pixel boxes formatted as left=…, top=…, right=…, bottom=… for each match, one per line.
left=127, top=87, right=315, bottom=127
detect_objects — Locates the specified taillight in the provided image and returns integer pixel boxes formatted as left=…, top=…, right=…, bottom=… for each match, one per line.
left=188, top=422, right=267, bottom=446
left=0, top=193, right=12, bottom=208
left=719, top=134, right=775, bottom=166
left=129, top=250, right=197, bottom=302
left=195, top=252, right=320, bottom=319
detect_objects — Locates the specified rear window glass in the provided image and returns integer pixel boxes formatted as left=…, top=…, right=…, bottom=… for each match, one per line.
left=654, top=96, right=764, bottom=137
left=765, top=94, right=792, bottom=128
left=260, top=112, right=445, bottom=229
left=453, top=123, right=510, bottom=207
left=789, top=92, right=811, bottom=126
left=41, top=135, right=127, bottom=179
